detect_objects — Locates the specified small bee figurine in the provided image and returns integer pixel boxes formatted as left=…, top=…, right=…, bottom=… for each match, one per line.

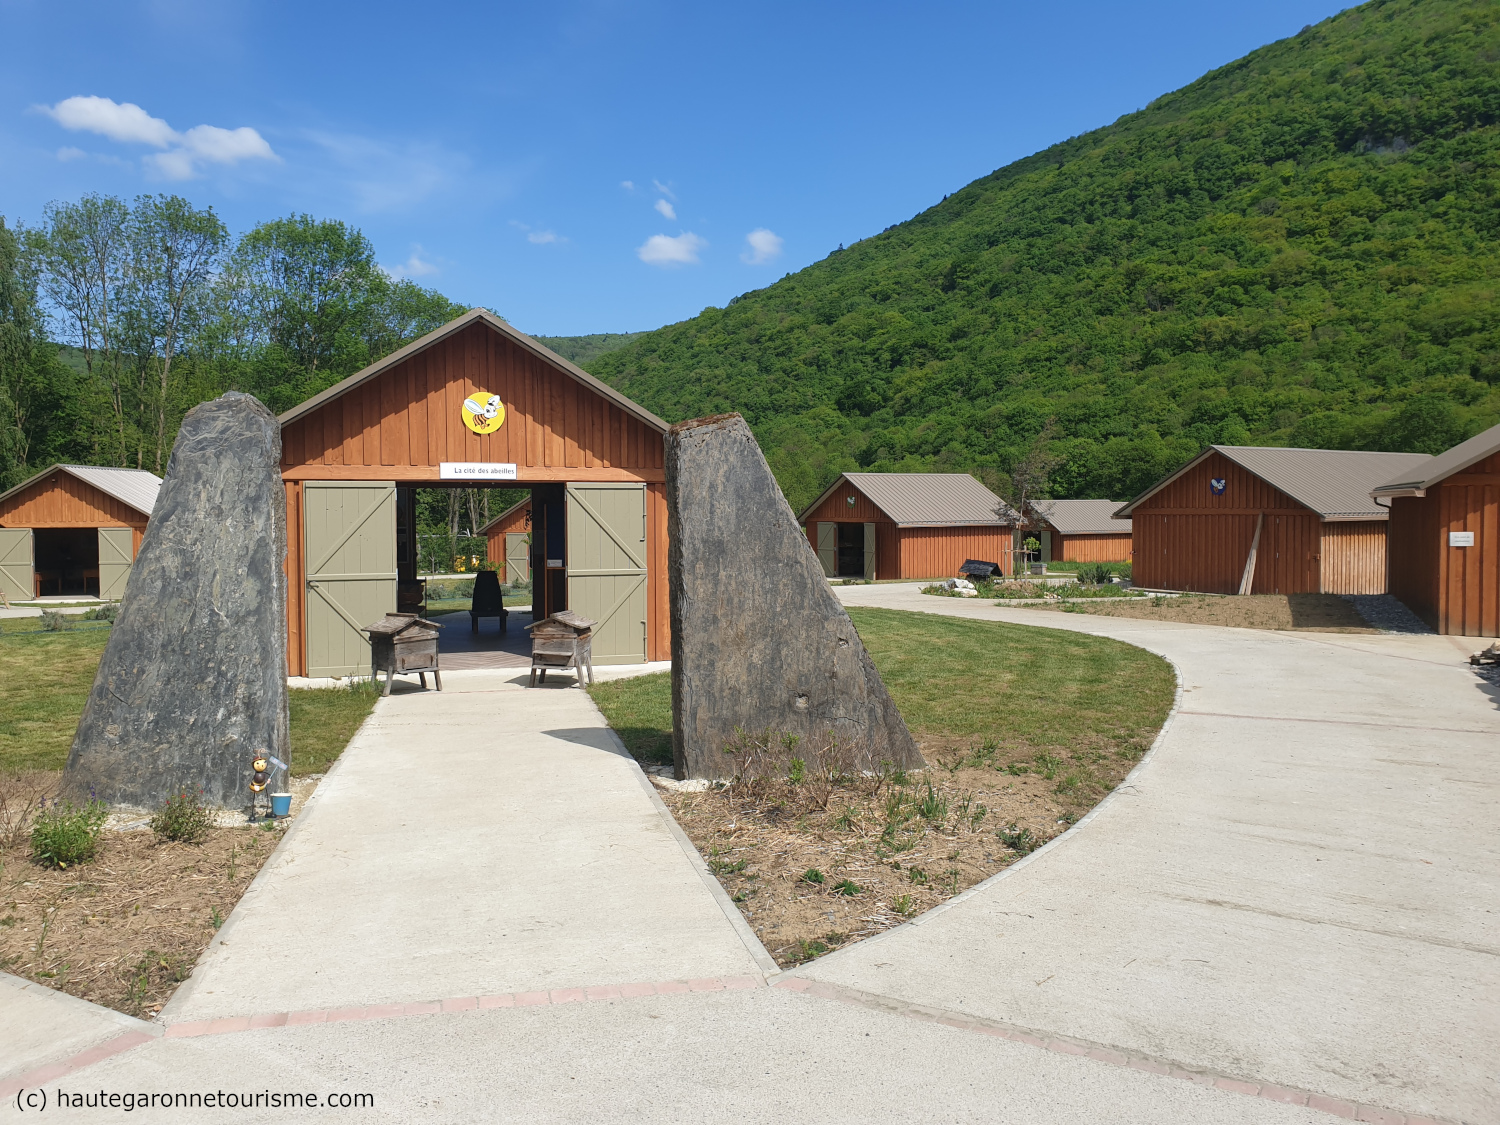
left=250, top=755, right=270, bottom=794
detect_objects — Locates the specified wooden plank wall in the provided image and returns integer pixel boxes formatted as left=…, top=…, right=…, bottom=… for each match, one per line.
left=1058, top=533, right=1132, bottom=563
left=0, top=473, right=147, bottom=529
left=280, top=324, right=664, bottom=479
left=646, top=483, right=671, bottom=661
left=1387, top=494, right=1440, bottom=629
left=1249, top=513, right=1321, bottom=595
left=802, top=484, right=885, bottom=524
left=1438, top=452, right=1500, bottom=637
left=483, top=501, right=531, bottom=563
left=1319, top=522, right=1388, bottom=595
left=1133, top=452, right=1319, bottom=592
left=285, top=481, right=305, bottom=677
left=897, top=527, right=1011, bottom=579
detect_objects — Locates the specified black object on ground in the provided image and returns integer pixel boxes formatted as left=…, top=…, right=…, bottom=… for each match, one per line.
left=470, top=569, right=507, bottom=633
left=959, top=559, right=1001, bottom=579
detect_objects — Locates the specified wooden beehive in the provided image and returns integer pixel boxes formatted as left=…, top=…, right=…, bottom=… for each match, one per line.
left=363, top=613, right=444, bottom=693
left=524, top=610, right=596, bottom=686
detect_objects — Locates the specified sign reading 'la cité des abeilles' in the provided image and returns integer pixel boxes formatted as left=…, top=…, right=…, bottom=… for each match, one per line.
left=462, top=392, right=505, bottom=434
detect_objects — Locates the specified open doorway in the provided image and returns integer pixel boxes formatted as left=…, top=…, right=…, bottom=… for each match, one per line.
left=33, top=528, right=99, bottom=597
left=836, top=523, right=865, bottom=577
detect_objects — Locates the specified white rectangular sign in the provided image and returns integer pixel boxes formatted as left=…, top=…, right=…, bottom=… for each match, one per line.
left=439, top=462, right=517, bottom=481
left=1449, top=530, right=1475, bottom=547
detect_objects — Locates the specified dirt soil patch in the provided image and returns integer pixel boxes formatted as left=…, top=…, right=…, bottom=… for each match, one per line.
left=657, top=738, right=1148, bottom=966
left=1051, top=592, right=1380, bottom=632
left=0, top=816, right=284, bottom=1016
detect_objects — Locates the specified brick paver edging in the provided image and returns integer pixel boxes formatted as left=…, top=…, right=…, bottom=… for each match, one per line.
left=771, top=977, right=1458, bottom=1125
left=0, top=1030, right=157, bottom=1099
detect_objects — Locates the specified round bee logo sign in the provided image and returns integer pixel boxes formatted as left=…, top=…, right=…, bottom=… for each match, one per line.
left=461, top=392, right=505, bottom=434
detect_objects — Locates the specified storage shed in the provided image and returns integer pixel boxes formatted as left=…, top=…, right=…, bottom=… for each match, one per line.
left=1373, top=422, right=1500, bottom=637
left=1033, top=500, right=1133, bottom=563
left=1117, top=446, right=1429, bottom=595
left=797, top=473, right=1011, bottom=580
left=0, top=464, right=162, bottom=601
left=479, top=496, right=532, bottom=584
left=277, top=308, right=671, bottom=677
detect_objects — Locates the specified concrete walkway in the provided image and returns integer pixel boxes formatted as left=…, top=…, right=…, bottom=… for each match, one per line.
left=812, top=584, right=1498, bottom=1125
left=2, top=590, right=1492, bottom=1123
left=161, top=668, right=768, bottom=1024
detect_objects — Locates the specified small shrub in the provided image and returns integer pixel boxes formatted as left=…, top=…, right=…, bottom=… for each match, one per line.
left=917, top=780, right=948, bottom=823
left=31, top=798, right=108, bottom=868
left=800, top=867, right=825, bottom=885
left=82, top=604, right=118, bottom=622
left=150, top=790, right=214, bottom=844
left=892, top=894, right=915, bottom=916
left=1077, top=562, right=1115, bottom=585
left=39, top=610, right=70, bottom=632
left=787, top=757, right=806, bottom=784
left=833, top=879, right=860, bottom=897
left=907, top=866, right=927, bottom=885
left=998, top=825, right=1038, bottom=854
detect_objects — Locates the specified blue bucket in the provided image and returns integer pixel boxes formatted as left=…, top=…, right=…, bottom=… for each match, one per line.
left=270, top=793, right=292, bottom=818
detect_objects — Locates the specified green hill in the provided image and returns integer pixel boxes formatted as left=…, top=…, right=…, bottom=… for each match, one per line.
left=586, top=0, right=1500, bottom=512
left=534, top=332, right=647, bottom=366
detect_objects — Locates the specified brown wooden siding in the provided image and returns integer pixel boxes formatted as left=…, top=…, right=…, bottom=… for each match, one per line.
left=647, top=483, right=670, bottom=660
left=1387, top=494, right=1441, bottom=629
left=802, top=485, right=886, bottom=525
left=483, top=501, right=531, bottom=563
left=1058, top=533, right=1132, bottom=563
left=0, top=472, right=148, bottom=530
left=898, top=527, right=1011, bottom=580
left=1133, top=452, right=1326, bottom=593
left=285, top=481, right=306, bottom=677
left=800, top=519, right=900, bottom=579
left=1438, top=454, right=1500, bottom=637
left=280, top=323, right=664, bottom=481
left=1319, top=522, right=1388, bottom=595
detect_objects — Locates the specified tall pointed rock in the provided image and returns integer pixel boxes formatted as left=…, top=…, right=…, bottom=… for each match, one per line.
left=65, top=393, right=289, bottom=809
left=666, top=413, right=923, bottom=780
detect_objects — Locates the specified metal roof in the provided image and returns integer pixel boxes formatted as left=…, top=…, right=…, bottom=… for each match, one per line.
left=798, top=472, right=1010, bottom=527
left=1117, top=445, right=1431, bottom=521
left=1370, top=421, right=1500, bottom=496
left=0, top=463, right=162, bottom=518
left=1034, top=499, right=1132, bottom=535
left=276, top=308, right=670, bottom=434
left=477, top=495, right=530, bottom=536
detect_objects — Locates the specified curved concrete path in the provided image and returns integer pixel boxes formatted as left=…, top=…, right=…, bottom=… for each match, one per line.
left=2, top=590, right=1492, bottom=1123
left=809, top=584, right=1498, bottom=1125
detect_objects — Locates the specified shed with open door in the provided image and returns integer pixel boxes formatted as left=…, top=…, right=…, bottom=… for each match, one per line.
left=479, top=497, right=532, bottom=584
left=797, top=473, right=1012, bottom=580
left=277, top=309, right=670, bottom=678
left=0, top=464, right=162, bottom=602
left=1373, top=421, right=1500, bottom=636
left=1116, top=446, right=1428, bottom=595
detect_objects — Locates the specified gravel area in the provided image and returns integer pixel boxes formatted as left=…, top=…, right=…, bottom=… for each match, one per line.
left=1343, top=594, right=1434, bottom=635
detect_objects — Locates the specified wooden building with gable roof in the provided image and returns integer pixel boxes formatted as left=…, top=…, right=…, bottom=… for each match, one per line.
left=479, top=496, right=532, bottom=584
left=1373, top=421, right=1500, bottom=636
left=1117, top=445, right=1429, bottom=596
left=0, top=464, right=162, bottom=601
left=277, top=309, right=671, bottom=677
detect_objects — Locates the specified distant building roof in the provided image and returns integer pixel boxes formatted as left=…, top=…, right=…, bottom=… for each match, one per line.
left=1034, top=499, right=1131, bottom=535
left=0, top=464, right=162, bottom=519
left=1118, top=446, right=1430, bottom=522
left=798, top=472, right=1010, bottom=528
left=477, top=496, right=530, bottom=536
left=1370, top=421, right=1500, bottom=496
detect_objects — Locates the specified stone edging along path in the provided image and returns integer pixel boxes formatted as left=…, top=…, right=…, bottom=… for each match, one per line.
left=3, top=973, right=1457, bottom=1125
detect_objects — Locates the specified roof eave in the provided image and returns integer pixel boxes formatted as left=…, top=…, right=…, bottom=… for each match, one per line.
left=476, top=495, right=531, bottom=536
left=276, top=309, right=670, bottom=435
left=0, top=463, right=154, bottom=519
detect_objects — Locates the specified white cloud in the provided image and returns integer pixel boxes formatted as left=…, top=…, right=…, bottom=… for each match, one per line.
left=638, top=232, right=706, bottom=267
left=38, top=95, right=278, bottom=181
left=620, top=180, right=635, bottom=190
left=651, top=178, right=677, bottom=201
left=56, top=146, right=86, bottom=162
left=390, top=245, right=440, bottom=278
left=654, top=198, right=677, bottom=221
left=741, top=228, right=784, bottom=265
left=510, top=220, right=562, bottom=245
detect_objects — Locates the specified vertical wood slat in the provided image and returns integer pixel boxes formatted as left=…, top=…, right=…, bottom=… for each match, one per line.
left=0, top=472, right=148, bottom=528
left=284, top=480, right=306, bottom=678
left=1058, top=534, right=1133, bottom=563
left=646, top=482, right=671, bottom=661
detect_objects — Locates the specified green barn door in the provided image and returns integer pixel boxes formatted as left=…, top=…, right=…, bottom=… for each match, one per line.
left=98, top=528, right=134, bottom=600
left=0, top=528, right=33, bottom=602
left=505, top=532, right=531, bottom=585
left=816, top=522, right=836, bottom=577
left=566, top=483, right=647, bottom=665
left=304, top=481, right=397, bottom=678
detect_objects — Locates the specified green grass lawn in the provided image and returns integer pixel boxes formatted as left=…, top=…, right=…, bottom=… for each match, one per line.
left=0, top=626, right=377, bottom=777
left=589, top=606, right=1173, bottom=767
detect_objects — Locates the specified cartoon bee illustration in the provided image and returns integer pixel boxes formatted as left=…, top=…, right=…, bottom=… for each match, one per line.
left=462, top=393, right=505, bottom=434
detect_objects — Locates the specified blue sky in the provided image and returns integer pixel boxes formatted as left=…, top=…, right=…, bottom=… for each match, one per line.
left=0, top=0, right=1350, bottom=337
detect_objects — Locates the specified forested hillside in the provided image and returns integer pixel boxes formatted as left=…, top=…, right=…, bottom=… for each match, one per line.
left=587, top=0, right=1500, bottom=512
left=534, top=332, right=646, bottom=366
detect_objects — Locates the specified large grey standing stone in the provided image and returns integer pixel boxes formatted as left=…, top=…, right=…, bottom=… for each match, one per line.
left=666, top=413, right=923, bottom=780
left=65, top=393, right=288, bottom=809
